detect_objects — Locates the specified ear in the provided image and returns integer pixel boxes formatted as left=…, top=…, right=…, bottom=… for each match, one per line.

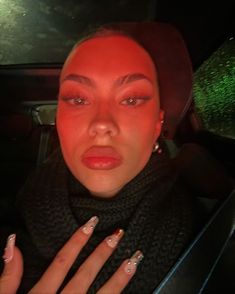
left=155, top=110, right=164, bottom=139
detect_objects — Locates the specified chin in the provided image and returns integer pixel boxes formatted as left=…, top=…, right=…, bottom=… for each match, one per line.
left=70, top=162, right=126, bottom=198
left=81, top=177, right=124, bottom=198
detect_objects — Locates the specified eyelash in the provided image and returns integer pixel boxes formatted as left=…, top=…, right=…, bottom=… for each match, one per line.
left=120, top=96, right=150, bottom=106
left=61, top=95, right=150, bottom=107
left=61, top=96, right=90, bottom=106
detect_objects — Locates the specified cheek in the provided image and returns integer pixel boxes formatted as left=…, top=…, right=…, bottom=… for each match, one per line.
left=128, top=112, right=159, bottom=144
left=56, top=108, right=84, bottom=155
left=122, top=114, right=158, bottom=163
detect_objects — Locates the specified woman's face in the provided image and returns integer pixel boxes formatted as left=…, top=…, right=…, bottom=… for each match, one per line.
left=57, top=35, right=162, bottom=197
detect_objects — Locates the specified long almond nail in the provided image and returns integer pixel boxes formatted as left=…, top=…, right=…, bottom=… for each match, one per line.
left=3, top=234, right=16, bottom=263
left=81, top=216, right=99, bottom=235
left=124, top=250, right=144, bottom=275
left=105, top=228, right=124, bottom=248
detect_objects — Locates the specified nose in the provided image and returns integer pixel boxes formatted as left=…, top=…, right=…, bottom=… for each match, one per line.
left=88, top=104, right=119, bottom=137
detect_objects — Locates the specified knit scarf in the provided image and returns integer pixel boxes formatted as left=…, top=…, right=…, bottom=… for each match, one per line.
left=17, top=149, right=193, bottom=293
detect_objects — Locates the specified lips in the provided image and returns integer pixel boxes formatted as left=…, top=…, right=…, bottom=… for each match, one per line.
left=81, top=146, right=123, bottom=170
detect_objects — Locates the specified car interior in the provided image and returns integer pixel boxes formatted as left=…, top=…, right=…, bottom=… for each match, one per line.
left=0, top=1, right=234, bottom=293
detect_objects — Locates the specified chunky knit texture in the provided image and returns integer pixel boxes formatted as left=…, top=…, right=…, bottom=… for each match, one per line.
left=16, top=148, right=194, bottom=293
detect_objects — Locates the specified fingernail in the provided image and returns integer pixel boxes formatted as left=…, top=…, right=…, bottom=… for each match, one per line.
left=105, top=228, right=124, bottom=248
left=124, top=250, right=144, bottom=275
left=81, top=216, right=99, bottom=235
left=2, top=234, right=16, bottom=263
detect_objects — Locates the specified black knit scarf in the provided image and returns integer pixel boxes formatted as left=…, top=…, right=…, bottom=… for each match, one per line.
left=17, top=149, right=193, bottom=293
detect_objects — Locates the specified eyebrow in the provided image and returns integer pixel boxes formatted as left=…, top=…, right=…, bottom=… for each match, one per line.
left=61, top=74, right=95, bottom=87
left=114, top=73, right=153, bottom=87
left=61, top=73, right=152, bottom=87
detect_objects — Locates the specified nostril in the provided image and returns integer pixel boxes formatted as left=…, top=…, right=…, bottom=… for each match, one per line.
left=88, top=119, right=118, bottom=137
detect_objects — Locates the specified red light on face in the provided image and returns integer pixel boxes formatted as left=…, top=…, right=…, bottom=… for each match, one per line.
left=57, top=36, right=162, bottom=197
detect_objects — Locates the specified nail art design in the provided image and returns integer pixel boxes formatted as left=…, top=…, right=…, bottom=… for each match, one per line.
left=81, top=216, right=99, bottom=235
left=3, top=234, right=16, bottom=263
left=105, top=229, right=124, bottom=248
left=124, top=250, right=144, bottom=275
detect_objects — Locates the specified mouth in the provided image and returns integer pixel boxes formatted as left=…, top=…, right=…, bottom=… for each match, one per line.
left=81, top=146, right=123, bottom=170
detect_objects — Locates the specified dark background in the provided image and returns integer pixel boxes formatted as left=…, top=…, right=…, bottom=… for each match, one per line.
left=155, top=0, right=234, bottom=69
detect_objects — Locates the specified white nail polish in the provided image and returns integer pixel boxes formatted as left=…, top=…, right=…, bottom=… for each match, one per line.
left=81, top=216, right=99, bottom=235
left=3, top=234, right=16, bottom=263
left=124, top=250, right=144, bottom=275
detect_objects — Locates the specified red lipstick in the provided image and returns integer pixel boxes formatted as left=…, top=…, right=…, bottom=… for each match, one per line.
left=81, top=146, right=122, bottom=170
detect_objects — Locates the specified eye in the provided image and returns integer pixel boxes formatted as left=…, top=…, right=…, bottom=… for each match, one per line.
left=61, top=96, right=90, bottom=106
left=120, top=96, right=150, bottom=106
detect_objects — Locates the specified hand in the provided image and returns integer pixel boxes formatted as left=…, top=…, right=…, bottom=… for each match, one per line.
left=0, top=216, right=143, bottom=294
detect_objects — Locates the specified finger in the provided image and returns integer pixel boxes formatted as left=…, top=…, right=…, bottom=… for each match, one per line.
left=29, top=216, right=99, bottom=294
left=0, top=235, right=23, bottom=294
left=62, top=228, right=124, bottom=293
left=97, top=250, right=144, bottom=294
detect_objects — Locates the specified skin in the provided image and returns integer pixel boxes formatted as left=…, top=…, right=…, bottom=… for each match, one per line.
left=0, top=219, right=139, bottom=293
left=57, top=35, right=163, bottom=197
left=0, top=35, right=164, bottom=292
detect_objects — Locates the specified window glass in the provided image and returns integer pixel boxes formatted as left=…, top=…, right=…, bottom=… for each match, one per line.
left=0, top=0, right=154, bottom=65
left=193, top=38, right=235, bottom=139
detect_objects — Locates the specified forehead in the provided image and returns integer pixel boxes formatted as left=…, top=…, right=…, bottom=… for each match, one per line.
left=61, top=35, right=157, bottom=81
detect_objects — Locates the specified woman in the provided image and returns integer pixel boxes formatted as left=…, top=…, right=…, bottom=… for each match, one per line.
left=0, top=22, right=194, bottom=293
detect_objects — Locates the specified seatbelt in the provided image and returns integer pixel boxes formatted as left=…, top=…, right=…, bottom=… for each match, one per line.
left=153, top=190, right=235, bottom=293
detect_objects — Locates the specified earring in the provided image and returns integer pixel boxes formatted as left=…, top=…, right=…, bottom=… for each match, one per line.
left=153, top=142, right=162, bottom=154
left=153, top=142, right=159, bottom=152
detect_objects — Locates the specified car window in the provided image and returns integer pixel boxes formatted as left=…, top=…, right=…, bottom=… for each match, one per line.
left=0, top=0, right=155, bottom=65
left=193, top=37, right=235, bottom=139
